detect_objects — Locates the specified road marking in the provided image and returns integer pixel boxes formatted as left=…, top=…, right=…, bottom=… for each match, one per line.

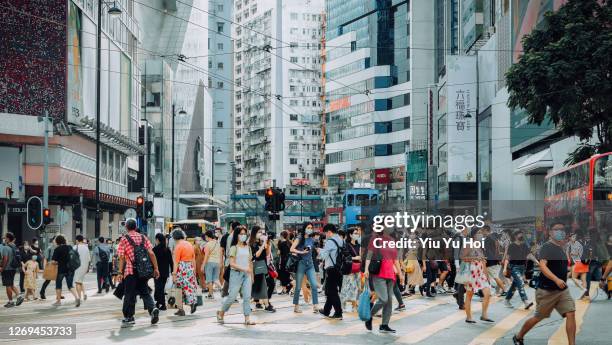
left=547, top=286, right=595, bottom=345
left=329, top=296, right=449, bottom=336
left=395, top=298, right=500, bottom=344
left=467, top=308, right=532, bottom=345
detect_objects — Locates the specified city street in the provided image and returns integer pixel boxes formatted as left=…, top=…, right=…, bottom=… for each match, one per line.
left=0, top=273, right=609, bottom=345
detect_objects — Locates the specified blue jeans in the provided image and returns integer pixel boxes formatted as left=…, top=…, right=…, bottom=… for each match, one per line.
left=585, top=261, right=602, bottom=294
left=505, top=264, right=528, bottom=302
left=221, top=270, right=252, bottom=316
left=293, top=260, right=318, bottom=305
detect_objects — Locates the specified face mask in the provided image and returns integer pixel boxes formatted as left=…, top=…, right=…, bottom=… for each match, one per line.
left=552, top=230, right=566, bottom=242
left=351, top=234, right=360, bottom=240
left=256, top=233, right=262, bottom=240
left=305, top=229, right=313, bottom=235
left=516, top=236, right=524, bottom=242
left=239, top=234, right=248, bottom=243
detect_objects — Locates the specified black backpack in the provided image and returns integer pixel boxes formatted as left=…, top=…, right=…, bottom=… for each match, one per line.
left=124, top=234, right=154, bottom=279
left=329, top=239, right=353, bottom=275
left=67, top=246, right=81, bottom=272
left=9, top=245, right=22, bottom=270
left=98, top=247, right=110, bottom=264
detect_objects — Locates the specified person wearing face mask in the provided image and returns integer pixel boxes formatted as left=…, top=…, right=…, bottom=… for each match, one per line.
left=403, top=230, right=423, bottom=296
left=340, top=227, right=362, bottom=312
left=217, top=226, right=255, bottom=325
left=460, top=228, right=494, bottom=324
left=249, top=226, right=275, bottom=312
left=513, top=223, right=576, bottom=345
left=503, top=230, right=536, bottom=310
left=290, top=222, right=319, bottom=314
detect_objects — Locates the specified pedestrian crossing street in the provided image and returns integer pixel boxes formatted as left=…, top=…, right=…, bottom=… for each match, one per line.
left=0, top=273, right=608, bottom=345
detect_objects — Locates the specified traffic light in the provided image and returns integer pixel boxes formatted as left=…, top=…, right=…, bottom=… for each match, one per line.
left=43, top=208, right=52, bottom=225
left=72, top=204, right=82, bottom=221
left=265, top=188, right=274, bottom=211
left=275, top=189, right=286, bottom=212
left=144, top=200, right=154, bottom=218
left=26, top=196, right=43, bottom=230
left=136, top=196, right=144, bottom=218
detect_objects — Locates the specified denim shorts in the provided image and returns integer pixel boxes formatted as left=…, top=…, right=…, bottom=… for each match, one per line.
left=55, top=271, right=75, bottom=290
left=205, top=262, right=220, bottom=283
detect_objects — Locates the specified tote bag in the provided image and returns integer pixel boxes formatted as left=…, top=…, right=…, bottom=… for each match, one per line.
left=454, top=261, right=471, bottom=285
left=358, top=284, right=372, bottom=321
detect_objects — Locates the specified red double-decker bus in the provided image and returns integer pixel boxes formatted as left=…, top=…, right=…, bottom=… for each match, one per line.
left=544, top=152, right=612, bottom=232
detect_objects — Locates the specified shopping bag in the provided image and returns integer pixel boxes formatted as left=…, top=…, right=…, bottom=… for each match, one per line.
left=358, top=284, right=372, bottom=321
left=455, top=262, right=470, bottom=284
left=168, top=284, right=183, bottom=309
left=196, top=292, right=203, bottom=306
left=42, top=262, right=58, bottom=281
left=113, top=281, right=125, bottom=300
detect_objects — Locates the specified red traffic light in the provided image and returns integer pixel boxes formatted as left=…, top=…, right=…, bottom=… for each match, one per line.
left=43, top=208, right=50, bottom=217
left=136, top=196, right=144, bottom=205
left=266, top=188, right=274, bottom=197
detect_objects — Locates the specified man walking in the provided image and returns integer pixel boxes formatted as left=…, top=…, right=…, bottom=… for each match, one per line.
left=39, top=236, right=57, bottom=300
left=117, top=219, right=160, bottom=326
left=319, top=224, right=343, bottom=320
left=1, top=232, right=24, bottom=307
left=93, top=237, right=111, bottom=293
left=513, top=223, right=576, bottom=345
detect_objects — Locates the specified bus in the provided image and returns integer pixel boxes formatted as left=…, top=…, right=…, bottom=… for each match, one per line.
left=221, top=212, right=247, bottom=232
left=186, top=204, right=223, bottom=227
left=343, top=188, right=380, bottom=228
left=544, top=152, right=612, bottom=232
left=166, top=219, right=216, bottom=243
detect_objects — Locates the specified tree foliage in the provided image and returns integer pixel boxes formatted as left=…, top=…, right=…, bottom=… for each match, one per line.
left=506, top=0, right=612, bottom=165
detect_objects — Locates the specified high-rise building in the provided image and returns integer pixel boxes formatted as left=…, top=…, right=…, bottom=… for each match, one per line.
left=323, top=0, right=435, bottom=209
left=233, top=0, right=325, bottom=197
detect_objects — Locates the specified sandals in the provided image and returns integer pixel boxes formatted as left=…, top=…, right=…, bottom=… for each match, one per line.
left=294, top=306, right=303, bottom=313
left=480, top=317, right=495, bottom=323
left=216, top=311, right=224, bottom=324
left=244, top=317, right=255, bottom=326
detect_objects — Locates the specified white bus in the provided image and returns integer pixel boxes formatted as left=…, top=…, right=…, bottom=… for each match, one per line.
left=186, top=204, right=223, bottom=227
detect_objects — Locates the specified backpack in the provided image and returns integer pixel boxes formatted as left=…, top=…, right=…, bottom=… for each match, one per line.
left=124, top=234, right=154, bottom=279
left=329, top=239, right=353, bottom=275
left=9, top=245, right=22, bottom=270
left=98, top=247, right=110, bottom=264
left=67, top=246, right=81, bottom=272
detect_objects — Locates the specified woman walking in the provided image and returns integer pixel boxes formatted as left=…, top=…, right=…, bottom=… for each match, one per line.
left=171, top=229, right=198, bottom=316
left=364, top=229, right=403, bottom=333
left=249, top=226, right=275, bottom=312
left=340, top=226, right=362, bottom=312
left=217, top=226, right=255, bottom=325
left=203, top=230, right=222, bottom=299
left=567, top=232, right=588, bottom=291
left=277, top=231, right=292, bottom=294
left=403, top=231, right=423, bottom=295
left=290, top=222, right=320, bottom=314
left=462, top=229, right=494, bottom=324
left=503, top=230, right=535, bottom=309
left=23, top=255, right=39, bottom=300
left=51, top=235, right=80, bottom=307
left=153, top=233, right=173, bottom=310
left=73, top=235, right=90, bottom=302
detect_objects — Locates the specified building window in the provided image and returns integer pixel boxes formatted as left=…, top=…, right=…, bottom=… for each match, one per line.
left=290, top=12, right=298, bottom=20
left=217, top=121, right=223, bottom=128
left=218, top=43, right=223, bottom=50
left=217, top=81, right=224, bottom=89
left=290, top=114, right=298, bottom=121
left=217, top=4, right=223, bottom=12
left=218, top=62, right=224, bottom=70
left=290, top=57, right=298, bottom=63
left=290, top=158, right=298, bottom=165
left=217, top=22, right=224, bottom=33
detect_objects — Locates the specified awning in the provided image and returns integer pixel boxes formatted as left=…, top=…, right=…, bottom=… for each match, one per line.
left=72, top=117, right=145, bottom=156
left=514, top=148, right=553, bottom=175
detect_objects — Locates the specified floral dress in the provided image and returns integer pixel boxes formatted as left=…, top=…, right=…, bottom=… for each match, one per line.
left=176, top=261, right=198, bottom=305
left=340, top=242, right=361, bottom=304
left=462, top=247, right=490, bottom=292
left=24, top=260, right=38, bottom=290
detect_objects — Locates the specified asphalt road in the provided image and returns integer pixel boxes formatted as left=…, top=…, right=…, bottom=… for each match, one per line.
left=0, top=273, right=610, bottom=345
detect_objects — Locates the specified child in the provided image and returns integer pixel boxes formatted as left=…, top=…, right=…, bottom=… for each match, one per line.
left=24, top=255, right=40, bottom=300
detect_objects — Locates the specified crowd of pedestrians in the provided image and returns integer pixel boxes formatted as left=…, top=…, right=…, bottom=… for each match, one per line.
left=1, top=217, right=611, bottom=343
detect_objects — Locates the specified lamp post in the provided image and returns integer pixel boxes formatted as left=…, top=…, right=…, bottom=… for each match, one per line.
left=211, top=146, right=222, bottom=197
left=95, top=1, right=121, bottom=237
left=171, top=106, right=187, bottom=221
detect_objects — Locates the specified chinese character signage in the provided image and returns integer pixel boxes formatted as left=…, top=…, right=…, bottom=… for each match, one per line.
left=446, top=55, right=477, bottom=182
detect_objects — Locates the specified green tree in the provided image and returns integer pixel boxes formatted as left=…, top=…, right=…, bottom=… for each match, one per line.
left=506, top=0, right=612, bottom=165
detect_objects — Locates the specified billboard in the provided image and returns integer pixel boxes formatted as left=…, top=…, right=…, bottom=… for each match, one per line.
left=67, top=2, right=84, bottom=124
left=446, top=55, right=477, bottom=182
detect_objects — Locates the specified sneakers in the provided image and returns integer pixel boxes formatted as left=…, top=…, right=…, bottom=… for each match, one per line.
left=293, top=306, right=303, bottom=313
left=512, top=335, right=525, bottom=345
left=379, top=325, right=396, bottom=333
left=394, top=304, right=406, bottom=312
left=318, top=309, right=329, bottom=317
left=4, top=302, right=15, bottom=308
left=15, top=296, right=24, bottom=306
left=504, top=300, right=514, bottom=308
left=436, top=286, right=447, bottom=294
left=75, top=299, right=81, bottom=308
left=264, top=305, right=276, bottom=313
left=365, top=318, right=373, bottom=331
left=151, top=308, right=160, bottom=324
left=329, top=314, right=343, bottom=320
left=121, top=317, right=135, bottom=326
left=524, top=301, right=534, bottom=310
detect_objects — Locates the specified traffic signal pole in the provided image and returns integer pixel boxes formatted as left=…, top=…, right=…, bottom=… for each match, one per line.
left=43, top=110, right=49, bottom=209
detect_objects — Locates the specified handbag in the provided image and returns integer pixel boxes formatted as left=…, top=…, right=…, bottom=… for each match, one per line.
left=286, top=254, right=299, bottom=273
left=168, top=284, right=183, bottom=309
left=113, top=281, right=125, bottom=300
left=404, top=259, right=415, bottom=274
left=267, top=262, right=278, bottom=279
left=351, top=262, right=361, bottom=274
left=454, top=262, right=470, bottom=284
left=358, top=284, right=372, bottom=321
left=253, top=259, right=268, bottom=275
left=43, top=262, right=58, bottom=281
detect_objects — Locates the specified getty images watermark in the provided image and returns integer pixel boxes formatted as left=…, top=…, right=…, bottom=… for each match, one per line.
left=370, top=212, right=487, bottom=250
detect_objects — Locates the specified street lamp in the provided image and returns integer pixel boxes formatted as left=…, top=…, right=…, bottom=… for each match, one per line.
left=211, top=147, right=222, bottom=197
left=95, top=1, right=122, bottom=237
